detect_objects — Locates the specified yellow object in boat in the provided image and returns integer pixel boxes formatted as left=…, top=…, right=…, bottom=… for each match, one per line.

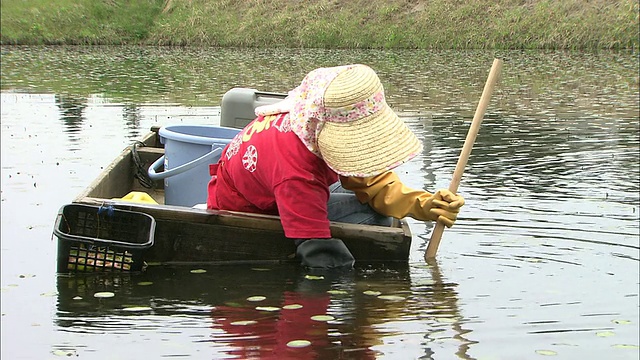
left=115, top=191, right=158, bottom=204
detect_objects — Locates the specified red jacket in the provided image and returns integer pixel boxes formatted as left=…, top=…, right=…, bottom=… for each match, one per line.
left=207, top=114, right=339, bottom=239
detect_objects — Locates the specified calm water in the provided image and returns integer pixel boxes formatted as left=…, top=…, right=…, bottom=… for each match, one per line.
left=1, top=46, right=639, bottom=359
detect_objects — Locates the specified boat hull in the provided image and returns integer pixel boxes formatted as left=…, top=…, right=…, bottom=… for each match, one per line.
left=58, top=128, right=412, bottom=269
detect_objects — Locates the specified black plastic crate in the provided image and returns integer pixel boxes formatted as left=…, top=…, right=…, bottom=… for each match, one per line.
left=53, top=204, right=155, bottom=273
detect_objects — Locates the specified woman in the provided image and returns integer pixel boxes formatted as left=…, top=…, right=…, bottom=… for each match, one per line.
left=207, top=64, right=464, bottom=268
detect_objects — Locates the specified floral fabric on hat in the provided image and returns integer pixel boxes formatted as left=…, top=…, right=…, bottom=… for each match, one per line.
left=288, top=65, right=351, bottom=156
left=255, top=64, right=389, bottom=160
left=256, top=65, right=352, bottom=157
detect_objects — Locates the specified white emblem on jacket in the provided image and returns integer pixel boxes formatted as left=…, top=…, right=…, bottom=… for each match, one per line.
left=242, top=145, right=258, bottom=172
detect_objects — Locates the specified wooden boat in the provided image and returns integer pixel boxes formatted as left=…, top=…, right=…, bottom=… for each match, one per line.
left=54, top=126, right=412, bottom=272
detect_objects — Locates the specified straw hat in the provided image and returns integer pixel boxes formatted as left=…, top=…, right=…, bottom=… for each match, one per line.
left=256, top=64, right=423, bottom=177
left=317, top=65, right=422, bottom=177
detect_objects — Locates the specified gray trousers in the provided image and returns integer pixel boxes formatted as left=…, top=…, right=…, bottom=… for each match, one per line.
left=326, top=182, right=393, bottom=226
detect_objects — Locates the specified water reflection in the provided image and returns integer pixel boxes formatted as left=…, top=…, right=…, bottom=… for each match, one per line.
left=2, top=47, right=639, bottom=359
left=55, top=262, right=470, bottom=358
left=122, top=103, right=142, bottom=139
left=55, top=94, right=87, bottom=144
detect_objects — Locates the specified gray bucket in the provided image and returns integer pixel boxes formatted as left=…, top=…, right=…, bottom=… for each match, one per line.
left=148, top=125, right=240, bottom=207
left=220, top=88, right=287, bottom=129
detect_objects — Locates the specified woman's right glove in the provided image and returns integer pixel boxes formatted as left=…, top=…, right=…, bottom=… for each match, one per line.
left=340, top=171, right=465, bottom=227
left=426, top=189, right=465, bottom=227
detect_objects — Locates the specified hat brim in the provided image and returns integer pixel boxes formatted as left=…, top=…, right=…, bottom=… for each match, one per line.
left=317, top=105, right=423, bottom=177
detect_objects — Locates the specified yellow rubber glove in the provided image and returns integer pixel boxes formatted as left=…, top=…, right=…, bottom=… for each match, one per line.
left=429, top=189, right=465, bottom=227
left=340, top=171, right=465, bottom=227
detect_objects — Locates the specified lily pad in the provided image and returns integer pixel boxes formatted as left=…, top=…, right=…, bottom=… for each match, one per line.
left=535, top=349, right=557, bottom=356
left=94, top=291, right=115, bottom=298
left=305, top=275, right=324, bottom=280
left=137, top=281, right=153, bottom=286
left=246, top=296, right=266, bottom=302
left=612, top=344, right=639, bottom=349
left=190, top=269, right=207, bottom=274
left=310, top=315, right=335, bottom=322
left=612, top=319, right=632, bottom=325
left=378, top=295, right=405, bottom=301
left=122, top=306, right=152, bottom=312
left=72, top=296, right=82, bottom=300
left=52, top=349, right=77, bottom=357
left=255, top=306, right=280, bottom=312
left=230, top=320, right=258, bottom=326
left=282, top=304, right=303, bottom=310
left=434, top=317, right=458, bottom=324
left=596, top=331, right=616, bottom=337
left=363, top=290, right=381, bottom=296
left=287, top=340, right=311, bottom=348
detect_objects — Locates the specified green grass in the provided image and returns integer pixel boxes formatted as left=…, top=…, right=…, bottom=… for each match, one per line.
left=1, top=0, right=164, bottom=45
left=1, top=0, right=638, bottom=49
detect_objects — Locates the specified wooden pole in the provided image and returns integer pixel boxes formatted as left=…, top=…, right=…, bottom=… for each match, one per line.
left=425, top=58, right=503, bottom=260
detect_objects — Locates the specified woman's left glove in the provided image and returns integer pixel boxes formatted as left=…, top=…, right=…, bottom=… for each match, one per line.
left=295, top=238, right=355, bottom=269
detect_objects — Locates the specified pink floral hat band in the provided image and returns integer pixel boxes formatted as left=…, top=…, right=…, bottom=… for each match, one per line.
left=318, top=89, right=385, bottom=123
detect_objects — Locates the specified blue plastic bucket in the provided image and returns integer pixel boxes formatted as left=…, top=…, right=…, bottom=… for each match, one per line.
left=148, top=125, right=240, bottom=207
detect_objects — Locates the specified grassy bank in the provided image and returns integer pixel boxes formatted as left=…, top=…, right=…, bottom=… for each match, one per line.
left=1, top=0, right=638, bottom=49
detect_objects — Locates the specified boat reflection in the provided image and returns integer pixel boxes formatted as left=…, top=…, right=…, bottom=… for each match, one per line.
left=56, top=261, right=471, bottom=358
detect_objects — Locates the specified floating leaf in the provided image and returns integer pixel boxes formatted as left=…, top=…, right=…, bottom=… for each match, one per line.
left=311, top=315, right=335, bottom=322
left=363, top=290, right=381, bottom=296
left=72, top=296, right=82, bottom=300
left=283, top=304, right=303, bottom=310
left=122, top=306, right=152, bottom=312
left=287, top=340, right=311, bottom=348
left=52, top=349, right=77, bottom=357
left=597, top=331, right=616, bottom=337
left=190, top=269, right=207, bottom=274
left=40, top=291, right=57, bottom=297
left=305, top=275, right=324, bottom=280
left=137, top=281, right=153, bottom=286
left=327, top=290, right=348, bottom=295
left=612, top=319, right=632, bottom=325
left=535, top=349, right=557, bottom=356
left=256, top=306, right=280, bottom=312
left=246, top=296, right=266, bottom=302
left=19, top=274, right=35, bottom=278
left=378, top=295, right=405, bottom=301
left=435, top=317, right=458, bottom=324
left=612, top=344, right=639, bottom=349
left=94, top=292, right=115, bottom=298
left=230, top=320, right=257, bottom=326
